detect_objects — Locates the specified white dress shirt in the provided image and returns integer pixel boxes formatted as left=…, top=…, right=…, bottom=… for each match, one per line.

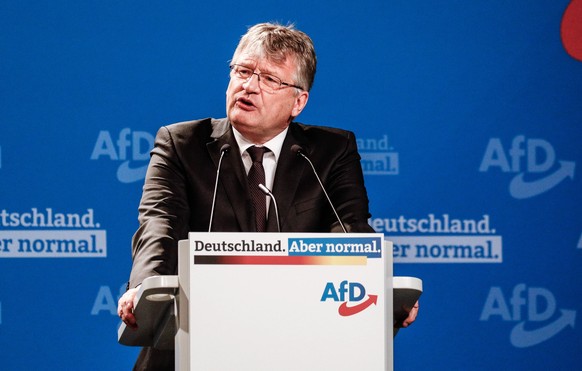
left=232, top=126, right=289, bottom=213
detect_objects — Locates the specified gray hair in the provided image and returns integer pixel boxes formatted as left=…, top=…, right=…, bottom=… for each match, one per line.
left=232, top=22, right=317, bottom=92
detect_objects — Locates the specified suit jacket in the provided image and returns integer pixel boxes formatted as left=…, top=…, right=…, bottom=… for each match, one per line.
left=128, top=118, right=373, bottom=370
left=128, top=118, right=373, bottom=289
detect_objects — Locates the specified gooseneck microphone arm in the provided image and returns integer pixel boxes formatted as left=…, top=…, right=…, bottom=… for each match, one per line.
left=258, top=183, right=281, bottom=232
left=291, top=144, right=348, bottom=233
left=208, top=143, right=231, bottom=232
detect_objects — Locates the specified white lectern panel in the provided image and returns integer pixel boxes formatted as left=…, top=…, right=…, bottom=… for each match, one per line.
left=177, top=232, right=392, bottom=371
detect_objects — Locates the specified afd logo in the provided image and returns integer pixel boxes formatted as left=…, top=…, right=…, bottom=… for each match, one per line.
left=90, top=128, right=154, bottom=183
left=321, top=280, right=378, bottom=316
left=479, top=135, right=575, bottom=199
left=90, top=283, right=127, bottom=316
left=480, top=284, right=576, bottom=348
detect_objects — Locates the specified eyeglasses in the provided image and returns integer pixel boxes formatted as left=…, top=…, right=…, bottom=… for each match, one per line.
left=230, top=64, right=304, bottom=92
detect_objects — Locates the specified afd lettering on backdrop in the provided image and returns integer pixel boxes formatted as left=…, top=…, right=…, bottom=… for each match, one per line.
left=479, top=135, right=575, bottom=199
left=90, top=128, right=154, bottom=183
left=480, top=283, right=576, bottom=348
left=91, top=283, right=127, bottom=316
left=0, top=208, right=106, bottom=257
left=371, top=213, right=502, bottom=263
left=321, top=280, right=378, bottom=316
left=357, top=135, right=399, bottom=175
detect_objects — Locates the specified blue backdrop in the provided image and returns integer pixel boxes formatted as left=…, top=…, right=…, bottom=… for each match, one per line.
left=1, top=1, right=581, bottom=370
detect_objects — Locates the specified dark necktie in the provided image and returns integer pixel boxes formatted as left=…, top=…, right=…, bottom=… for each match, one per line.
left=247, top=146, right=267, bottom=232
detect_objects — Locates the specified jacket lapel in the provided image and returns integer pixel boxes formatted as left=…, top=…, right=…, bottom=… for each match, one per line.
left=268, top=123, right=308, bottom=231
left=207, top=119, right=253, bottom=231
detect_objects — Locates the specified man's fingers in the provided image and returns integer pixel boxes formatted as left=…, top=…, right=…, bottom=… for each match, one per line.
left=117, top=287, right=139, bottom=328
left=402, top=301, right=419, bottom=327
left=123, top=312, right=138, bottom=329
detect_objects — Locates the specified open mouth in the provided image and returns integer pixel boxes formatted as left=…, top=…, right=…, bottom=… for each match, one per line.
left=236, top=97, right=255, bottom=109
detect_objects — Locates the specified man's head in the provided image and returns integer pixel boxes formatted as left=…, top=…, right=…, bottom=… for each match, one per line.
left=226, top=23, right=317, bottom=144
left=232, top=23, right=317, bottom=93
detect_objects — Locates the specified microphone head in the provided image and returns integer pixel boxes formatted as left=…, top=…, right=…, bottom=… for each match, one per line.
left=220, top=143, right=231, bottom=154
left=258, top=183, right=271, bottom=195
left=291, top=144, right=304, bottom=156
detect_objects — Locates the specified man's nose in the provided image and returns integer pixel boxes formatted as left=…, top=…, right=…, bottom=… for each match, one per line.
left=242, top=72, right=260, bottom=92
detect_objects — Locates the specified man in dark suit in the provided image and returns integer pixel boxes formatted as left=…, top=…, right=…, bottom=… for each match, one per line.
left=118, top=22, right=416, bottom=370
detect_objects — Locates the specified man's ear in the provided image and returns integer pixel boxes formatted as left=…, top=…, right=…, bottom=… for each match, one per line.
left=291, top=91, right=309, bottom=117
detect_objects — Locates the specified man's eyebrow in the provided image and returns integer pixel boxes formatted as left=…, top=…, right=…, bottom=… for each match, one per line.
left=236, top=61, right=280, bottom=76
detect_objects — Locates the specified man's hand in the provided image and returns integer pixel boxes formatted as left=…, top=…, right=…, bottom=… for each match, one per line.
left=117, top=287, right=140, bottom=329
left=401, top=301, right=419, bottom=328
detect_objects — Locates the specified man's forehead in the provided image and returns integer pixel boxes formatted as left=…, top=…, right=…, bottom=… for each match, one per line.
left=234, top=52, right=295, bottom=71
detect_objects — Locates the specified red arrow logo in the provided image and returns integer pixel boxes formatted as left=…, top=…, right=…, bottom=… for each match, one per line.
left=337, top=294, right=378, bottom=316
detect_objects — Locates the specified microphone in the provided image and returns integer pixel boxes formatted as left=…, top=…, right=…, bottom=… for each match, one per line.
left=208, top=144, right=231, bottom=232
left=258, top=184, right=281, bottom=232
left=291, top=144, right=348, bottom=233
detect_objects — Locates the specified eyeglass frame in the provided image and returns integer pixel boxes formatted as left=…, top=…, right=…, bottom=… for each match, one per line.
left=229, top=64, right=304, bottom=92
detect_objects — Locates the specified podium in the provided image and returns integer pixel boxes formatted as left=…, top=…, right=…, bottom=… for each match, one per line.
left=119, top=232, right=422, bottom=370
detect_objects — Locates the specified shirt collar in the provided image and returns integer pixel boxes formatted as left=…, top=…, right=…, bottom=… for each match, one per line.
left=232, top=126, right=288, bottom=162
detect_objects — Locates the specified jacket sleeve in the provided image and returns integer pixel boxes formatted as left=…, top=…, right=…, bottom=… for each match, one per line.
left=325, top=130, right=374, bottom=233
left=128, top=126, right=191, bottom=288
